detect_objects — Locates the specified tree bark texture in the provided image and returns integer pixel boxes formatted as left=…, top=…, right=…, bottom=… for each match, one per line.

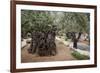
left=28, top=30, right=57, bottom=56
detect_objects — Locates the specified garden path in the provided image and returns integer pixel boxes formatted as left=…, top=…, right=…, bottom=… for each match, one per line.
left=21, top=39, right=76, bottom=63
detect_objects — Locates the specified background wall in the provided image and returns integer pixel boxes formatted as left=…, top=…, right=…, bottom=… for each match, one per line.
left=0, top=0, right=99, bottom=73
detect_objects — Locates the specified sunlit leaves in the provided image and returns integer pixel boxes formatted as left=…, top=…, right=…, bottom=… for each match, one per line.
left=21, top=10, right=90, bottom=37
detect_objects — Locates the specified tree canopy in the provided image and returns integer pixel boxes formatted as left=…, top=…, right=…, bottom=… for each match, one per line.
left=21, top=10, right=90, bottom=38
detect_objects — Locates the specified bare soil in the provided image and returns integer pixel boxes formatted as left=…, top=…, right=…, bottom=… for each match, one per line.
left=21, top=39, right=76, bottom=63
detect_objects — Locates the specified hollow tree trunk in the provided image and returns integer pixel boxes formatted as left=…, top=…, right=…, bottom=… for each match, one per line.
left=28, top=30, right=57, bottom=56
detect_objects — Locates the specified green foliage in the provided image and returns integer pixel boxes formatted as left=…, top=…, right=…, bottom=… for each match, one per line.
left=21, top=10, right=56, bottom=38
left=59, top=12, right=90, bottom=33
left=65, top=36, right=68, bottom=41
left=21, top=10, right=90, bottom=38
left=71, top=51, right=89, bottom=60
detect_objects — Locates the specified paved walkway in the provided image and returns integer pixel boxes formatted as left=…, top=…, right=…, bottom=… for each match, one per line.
left=21, top=39, right=27, bottom=48
left=56, top=37, right=90, bottom=56
left=21, top=38, right=31, bottom=48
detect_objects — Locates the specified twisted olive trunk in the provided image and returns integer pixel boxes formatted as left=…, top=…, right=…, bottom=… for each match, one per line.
left=73, top=32, right=82, bottom=49
left=28, top=31, right=57, bottom=56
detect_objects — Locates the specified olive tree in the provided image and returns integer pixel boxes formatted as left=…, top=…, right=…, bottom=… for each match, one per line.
left=21, top=10, right=57, bottom=56
left=60, top=12, right=90, bottom=49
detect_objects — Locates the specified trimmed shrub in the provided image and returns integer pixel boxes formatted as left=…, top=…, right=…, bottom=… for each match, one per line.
left=71, top=51, right=89, bottom=60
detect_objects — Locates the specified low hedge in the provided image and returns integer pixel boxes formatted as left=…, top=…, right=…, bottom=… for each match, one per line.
left=71, top=51, right=89, bottom=60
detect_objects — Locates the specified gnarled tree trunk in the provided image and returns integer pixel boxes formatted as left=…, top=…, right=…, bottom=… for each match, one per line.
left=28, top=30, right=57, bottom=56
left=73, top=32, right=82, bottom=49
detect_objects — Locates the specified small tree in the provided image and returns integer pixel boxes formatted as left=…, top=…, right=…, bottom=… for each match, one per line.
left=60, top=12, right=90, bottom=49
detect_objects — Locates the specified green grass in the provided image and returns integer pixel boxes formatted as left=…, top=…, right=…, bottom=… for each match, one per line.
left=71, top=51, right=89, bottom=60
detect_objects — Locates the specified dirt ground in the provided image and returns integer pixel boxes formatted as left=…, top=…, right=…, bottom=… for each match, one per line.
left=21, top=39, right=76, bottom=63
